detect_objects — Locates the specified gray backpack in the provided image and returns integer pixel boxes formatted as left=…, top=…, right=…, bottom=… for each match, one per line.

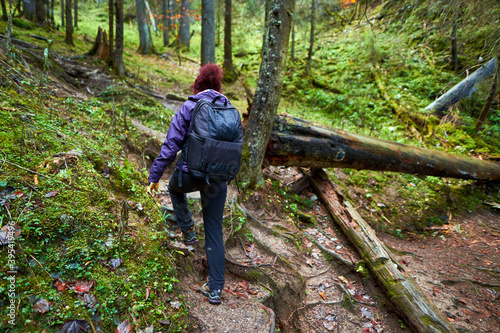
left=179, top=96, right=243, bottom=185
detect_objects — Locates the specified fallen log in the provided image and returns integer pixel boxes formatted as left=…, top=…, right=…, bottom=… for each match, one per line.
left=266, top=113, right=500, bottom=182
left=309, top=168, right=458, bottom=333
left=425, top=57, right=497, bottom=115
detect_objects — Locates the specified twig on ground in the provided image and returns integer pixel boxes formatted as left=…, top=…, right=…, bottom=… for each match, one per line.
left=303, top=232, right=356, bottom=269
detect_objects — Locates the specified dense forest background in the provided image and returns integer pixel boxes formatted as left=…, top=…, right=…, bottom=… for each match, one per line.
left=0, top=0, right=499, bottom=332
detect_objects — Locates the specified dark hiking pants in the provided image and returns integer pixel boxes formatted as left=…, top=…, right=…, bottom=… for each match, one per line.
left=168, top=169, right=227, bottom=291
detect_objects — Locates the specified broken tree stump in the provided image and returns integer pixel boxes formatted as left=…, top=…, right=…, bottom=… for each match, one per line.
left=265, top=114, right=500, bottom=182
left=309, top=168, right=458, bottom=333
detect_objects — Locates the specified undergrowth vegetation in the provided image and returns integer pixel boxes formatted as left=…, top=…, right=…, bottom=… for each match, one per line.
left=0, top=0, right=499, bottom=331
left=0, top=56, right=189, bottom=331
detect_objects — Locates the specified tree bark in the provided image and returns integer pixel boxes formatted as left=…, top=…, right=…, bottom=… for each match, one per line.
left=114, top=0, right=125, bottom=77
left=222, top=0, right=234, bottom=80
left=265, top=113, right=500, bottom=182
left=178, top=0, right=190, bottom=49
left=240, top=0, right=295, bottom=188
left=451, top=18, right=458, bottom=72
left=201, top=0, right=215, bottom=65
left=162, top=0, right=169, bottom=47
left=425, top=57, right=497, bottom=115
left=60, top=0, right=64, bottom=27
left=65, top=0, right=74, bottom=45
left=310, top=168, right=459, bottom=333
left=35, top=0, right=46, bottom=24
left=86, top=26, right=106, bottom=59
left=306, top=0, right=316, bottom=75
left=23, top=0, right=36, bottom=21
left=1, top=0, right=8, bottom=21
left=49, top=0, right=54, bottom=22
left=108, top=0, right=114, bottom=60
left=290, top=19, right=294, bottom=62
left=73, top=0, right=77, bottom=27
left=136, top=0, right=154, bottom=54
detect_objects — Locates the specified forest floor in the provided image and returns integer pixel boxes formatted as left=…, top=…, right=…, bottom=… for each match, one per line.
left=1, top=34, right=499, bottom=333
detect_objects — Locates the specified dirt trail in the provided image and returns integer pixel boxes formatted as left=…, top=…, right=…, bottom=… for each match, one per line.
left=148, top=158, right=499, bottom=332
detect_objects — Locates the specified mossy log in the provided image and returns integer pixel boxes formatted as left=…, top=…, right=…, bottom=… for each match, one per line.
left=309, top=168, right=458, bottom=333
left=265, top=114, right=500, bottom=182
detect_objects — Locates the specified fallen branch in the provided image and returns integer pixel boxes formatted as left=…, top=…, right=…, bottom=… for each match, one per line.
left=425, top=58, right=497, bottom=115
left=309, top=168, right=458, bottom=333
left=302, top=232, right=356, bottom=269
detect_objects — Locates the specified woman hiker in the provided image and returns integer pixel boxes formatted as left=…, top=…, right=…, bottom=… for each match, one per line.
left=147, top=63, right=239, bottom=305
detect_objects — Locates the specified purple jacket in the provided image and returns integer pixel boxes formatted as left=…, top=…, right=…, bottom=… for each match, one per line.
left=148, top=89, right=230, bottom=183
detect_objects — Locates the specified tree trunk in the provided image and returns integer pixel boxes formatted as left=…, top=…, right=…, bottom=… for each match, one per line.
left=73, top=0, right=77, bottom=27
left=265, top=113, right=500, bottom=182
left=114, top=0, right=125, bottom=77
left=240, top=0, right=295, bottom=188
left=425, top=57, right=497, bottom=115
left=309, top=168, right=459, bottom=333
left=35, top=0, right=46, bottom=24
left=451, top=18, right=458, bottom=72
left=306, top=0, right=316, bottom=75
left=216, top=0, right=220, bottom=46
left=201, top=0, right=215, bottom=65
left=136, top=0, right=154, bottom=54
left=23, top=0, right=36, bottom=21
left=49, top=0, right=54, bottom=22
left=290, top=19, right=294, bottom=62
left=1, top=0, right=8, bottom=21
left=60, top=0, right=64, bottom=27
left=144, top=0, right=156, bottom=34
left=222, top=0, right=234, bottom=80
left=178, top=0, right=190, bottom=49
left=162, top=0, right=169, bottom=47
left=108, top=0, right=114, bottom=59
left=65, top=0, right=74, bottom=45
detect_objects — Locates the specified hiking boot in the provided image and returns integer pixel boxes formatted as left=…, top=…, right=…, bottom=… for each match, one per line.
left=183, top=227, right=198, bottom=245
left=201, top=283, right=221, bottom=305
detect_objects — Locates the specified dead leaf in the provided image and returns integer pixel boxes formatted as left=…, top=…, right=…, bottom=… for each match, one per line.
left=83, top=293, right=97, bottom=310
left=67, top=280, right=95, bottom=293
left=108, top=258, right=123, bottom=270
left=60, top=319, right=91, bottom=333
left=339, top=276, right=349, bottom=285
left=33, top=298, right=52, bottom=314
left=145, top=287, right=150, bottom=301
left=53, top=278, right=67, bottom=292
left=115, top=319, right=133, bottom=333
left=45, top=190, right=59, bottom=198
left=319, top=291, right=327, bottom=300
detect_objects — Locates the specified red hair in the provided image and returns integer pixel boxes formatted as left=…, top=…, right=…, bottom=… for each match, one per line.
left=191, top=63, right=224, bottom=93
